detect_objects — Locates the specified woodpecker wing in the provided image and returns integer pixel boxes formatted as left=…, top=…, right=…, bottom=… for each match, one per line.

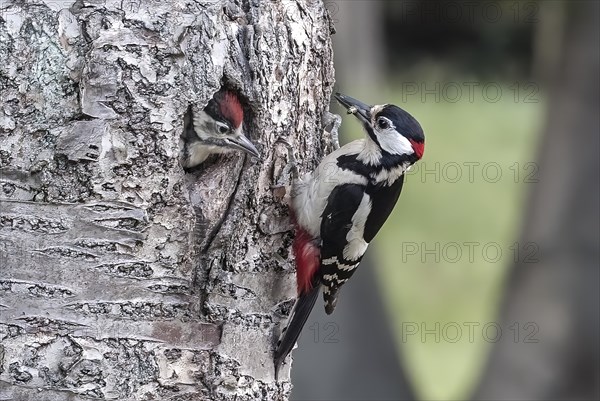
left=274, top=154, right=408, bottom=379
left=363, top=175, right=405, bottom=243
left=319, top=183, right=369, bottom=314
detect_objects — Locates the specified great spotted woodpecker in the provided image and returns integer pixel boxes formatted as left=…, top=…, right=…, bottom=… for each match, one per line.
left=181, top=89, right=260, bottom=169
left=274, top=93, right=425, bottom=379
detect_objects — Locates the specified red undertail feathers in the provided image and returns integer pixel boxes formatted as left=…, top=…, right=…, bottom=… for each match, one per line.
left=292, top=224, right=320, bottom=295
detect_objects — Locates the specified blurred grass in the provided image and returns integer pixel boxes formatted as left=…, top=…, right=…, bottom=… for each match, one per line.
left=340, top=82, right=545, bottom=400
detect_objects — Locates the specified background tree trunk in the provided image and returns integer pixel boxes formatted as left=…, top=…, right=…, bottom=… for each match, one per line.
left=0, top=1, right=335, bottom=400
left=473, top=1, right=600, bottom=399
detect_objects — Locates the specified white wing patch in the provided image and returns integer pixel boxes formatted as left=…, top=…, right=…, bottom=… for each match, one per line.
left=343, top=193, right=371, bottom=261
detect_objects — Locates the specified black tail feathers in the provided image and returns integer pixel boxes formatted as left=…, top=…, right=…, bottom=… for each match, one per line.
left=323, top=286, right=339, bottom=315
left=274, top=282, right=321, bottom=381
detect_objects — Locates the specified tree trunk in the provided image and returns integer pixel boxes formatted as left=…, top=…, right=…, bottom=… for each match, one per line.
left=0, top=1, right=335, bottom=400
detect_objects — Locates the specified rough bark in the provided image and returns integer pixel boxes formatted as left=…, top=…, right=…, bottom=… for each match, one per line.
left=0, top=1, right=335, bottom=400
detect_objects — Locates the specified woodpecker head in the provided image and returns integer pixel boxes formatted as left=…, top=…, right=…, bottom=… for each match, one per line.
left=182, top=90, right=260, bottom=168
left=334, top=92, right=425, bottom=161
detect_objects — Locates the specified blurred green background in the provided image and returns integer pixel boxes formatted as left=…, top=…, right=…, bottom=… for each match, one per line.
left=335, top=1, right=546, bottom=397
left=292, top=1, right=598, bottom=400
left=346, top=87, right=544, bottom=399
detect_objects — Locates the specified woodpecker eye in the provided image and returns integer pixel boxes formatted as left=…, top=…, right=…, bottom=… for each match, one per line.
left=217, top=124, right=229, bottom=134
left=377, top=118, right=390, bottom=130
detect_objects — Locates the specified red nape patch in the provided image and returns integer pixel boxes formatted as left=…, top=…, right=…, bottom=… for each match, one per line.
left=409, top=139, right=425, bottom=159
left=292, top=225, right=320, bottom=295
left=220, top=91, right=244, bottom=129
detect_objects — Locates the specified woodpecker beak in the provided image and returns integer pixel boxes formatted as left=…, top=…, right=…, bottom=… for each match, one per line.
left=334, top=92, right=371, bottom=123
left=226, top=133, right=261, bottom=159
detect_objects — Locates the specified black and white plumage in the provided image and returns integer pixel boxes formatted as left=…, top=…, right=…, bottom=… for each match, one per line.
left=181, top=89, right=260, bottom=169
left=274, top=92, right=425, bottom=379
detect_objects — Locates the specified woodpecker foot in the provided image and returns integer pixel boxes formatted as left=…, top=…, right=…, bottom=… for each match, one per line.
left=323, top=112, right=341, bottom=151
left=273, top=138, right=299, bottom=189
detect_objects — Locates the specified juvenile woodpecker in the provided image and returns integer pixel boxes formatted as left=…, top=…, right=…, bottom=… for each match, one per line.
left=274, top=93, right=425, bottom=379
left=181, top=89, right=260, bottom=169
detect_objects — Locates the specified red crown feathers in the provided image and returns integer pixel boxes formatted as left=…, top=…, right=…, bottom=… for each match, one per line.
left=219, top=91, right=244, bottom=129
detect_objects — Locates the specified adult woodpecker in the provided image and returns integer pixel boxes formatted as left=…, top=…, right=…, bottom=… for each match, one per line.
left=181, top=89, right=261, bottom=169
left=274, top=93, right=425, bottom=379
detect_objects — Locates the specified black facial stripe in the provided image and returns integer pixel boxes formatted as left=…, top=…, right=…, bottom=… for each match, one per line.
left=336, top=153, right=416, bottom=178
left=363, top=124, right=380, bottom=146
left=336, top=154, right=373, bottom=177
